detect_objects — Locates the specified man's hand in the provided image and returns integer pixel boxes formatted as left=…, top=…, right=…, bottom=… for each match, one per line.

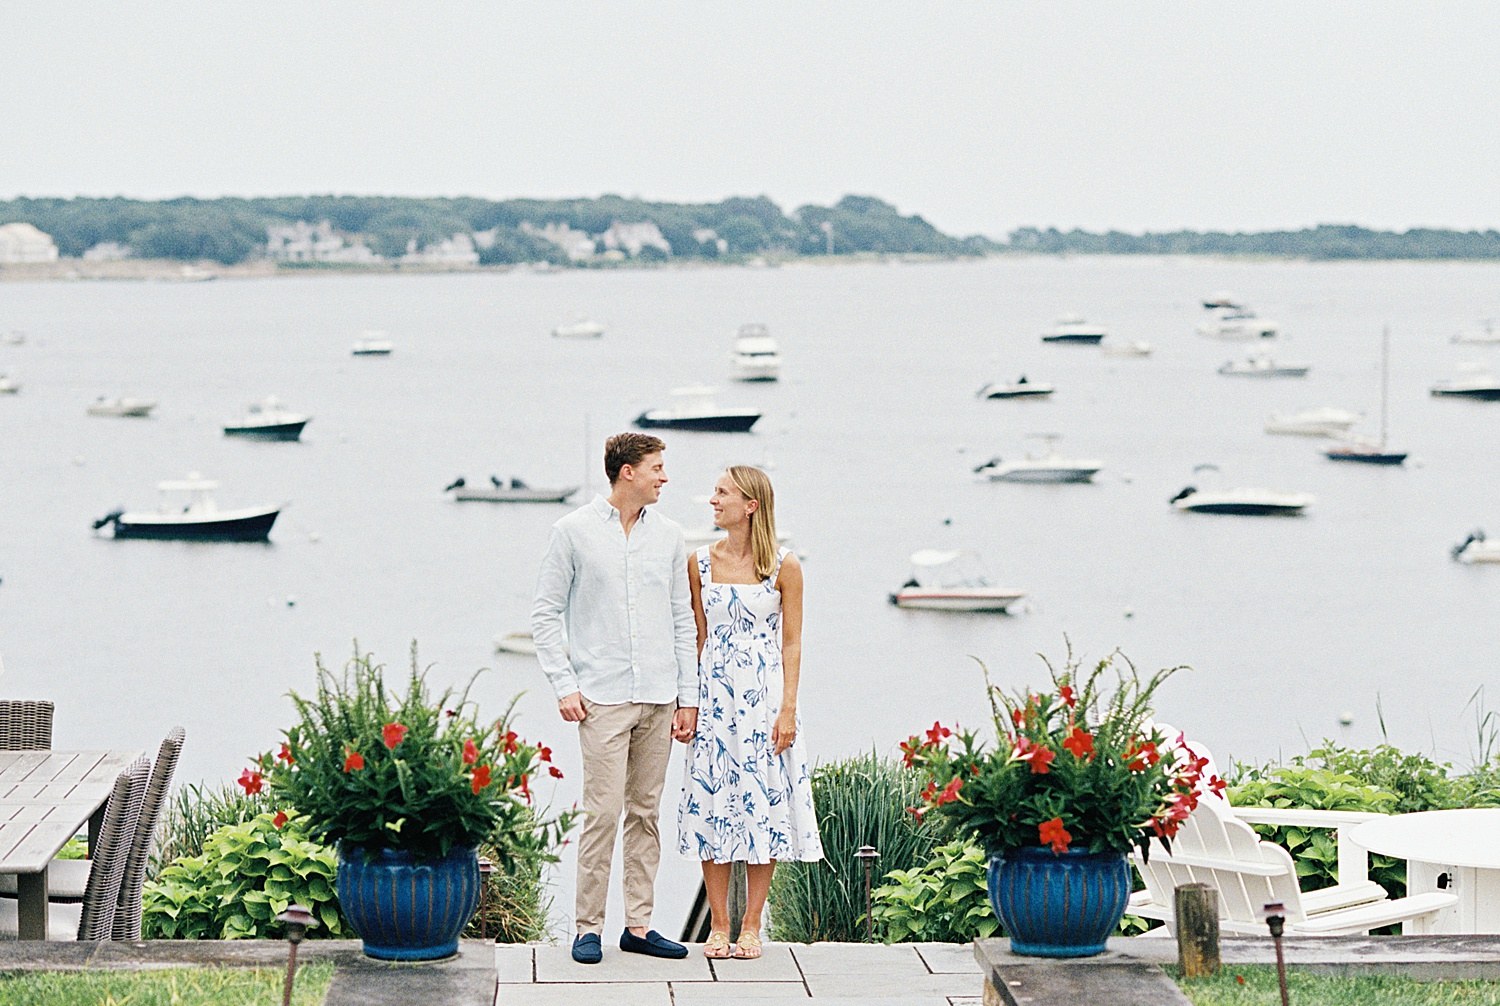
left=672, top=706, right=699, bottom=743
left=559, top=692, right=587, bottom=723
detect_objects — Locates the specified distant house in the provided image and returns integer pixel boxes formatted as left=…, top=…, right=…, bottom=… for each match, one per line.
left=0, top=223, right=60, bottom=264
left=266, top=220, right=380, bottom=264
left=82, top=242, right=132, bottom=261
left=694, top=227, right=729, bottom=254
left=402, top=233, right=480, bottom=266
left=521, top=222, right=596, bottom=262
left=600, top=221, right=671, bottom=257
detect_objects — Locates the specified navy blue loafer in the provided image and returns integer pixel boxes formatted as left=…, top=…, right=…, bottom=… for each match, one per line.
left=572, top=932, right=603, bottom=964
left=619, top=928, right=688, bottom=959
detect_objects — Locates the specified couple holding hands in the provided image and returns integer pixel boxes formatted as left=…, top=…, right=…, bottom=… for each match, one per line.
left=532, top=433, right=823, bottom=965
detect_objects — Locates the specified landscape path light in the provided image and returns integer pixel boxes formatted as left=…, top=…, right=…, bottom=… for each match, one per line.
left=1260, top=901, right=1291, bottom=1006
left=277, top=904, right=318, bottom=1006
left=854, top=845, right=880, bottom=942
left=478, top=856, right=495, bottom=941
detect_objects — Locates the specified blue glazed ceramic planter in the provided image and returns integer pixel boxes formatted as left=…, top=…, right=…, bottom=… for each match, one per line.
left=987, top=847, right=1131, bottom=957
left=337, top=844, right=481, bottom=961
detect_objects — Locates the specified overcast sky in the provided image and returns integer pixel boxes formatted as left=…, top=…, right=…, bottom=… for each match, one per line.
left=6, top=3, right=1499, bottom=238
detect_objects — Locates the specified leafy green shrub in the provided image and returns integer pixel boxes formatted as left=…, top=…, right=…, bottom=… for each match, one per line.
left=768, top=752, right=938, bottom=942
left=143, top=812, right=345, bottom=939
left=464, top=826, right=554, bottom=943
left=150, top=781, right=270, bottom=879
left=871, top=840, right=997, bottom=942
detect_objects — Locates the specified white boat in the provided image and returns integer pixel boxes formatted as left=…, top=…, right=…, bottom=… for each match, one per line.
left=730, top=324, right=782, bottom=381
left=1265, top=407, right=1359, bottom=436
left=553, top=317, right=605, bottom=339
left=1430, top=364, right=1500, bottom=401
left=1218, top=356, right=1310, bottom=378
left=443, top=476, right=578, bottom=503
left=1099, top=339, right=1153, bottom=357
left=889, top=550, right=1025, bottom=612
left=976, top=377, right=1054, bottom=399
left=973, top=435, right=1100, bottom=483
left=2, top=332, right=24, bottom=346
left=352, top=331, right=394, bottom=355
left=1326, top=327, right=1407, bottom=465
left=1203, top=292, right=1242, bottom=310
left=1452, top=530, right=1500, bottom=564
left=223, top=397, right=310, bottom=441
left=92, top=474, right=281, bottom=541
left=87, top=396, right=157, bottom=418
left=1450, top=321, right=1500, bottom=345
left=0, top=374, right=18, bottom=394
left=1197, top=308, right=1280, bottom=340
left=493, top=632, right=538, bottom=655
left=635, top=385, right=760, bottom=433
left=1041, top=314, right=1107, bottom=344
left=1170, top=486, right=1313, bottom=516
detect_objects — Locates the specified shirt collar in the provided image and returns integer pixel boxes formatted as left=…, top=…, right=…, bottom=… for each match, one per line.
left=591, top=494, right=651, bottom=523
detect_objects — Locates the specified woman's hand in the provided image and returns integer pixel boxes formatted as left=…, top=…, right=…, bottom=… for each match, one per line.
left=772, top=708, right=797, bottom=755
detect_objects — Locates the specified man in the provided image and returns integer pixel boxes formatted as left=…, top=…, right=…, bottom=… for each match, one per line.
left=532, top=432, right=699, bottom=964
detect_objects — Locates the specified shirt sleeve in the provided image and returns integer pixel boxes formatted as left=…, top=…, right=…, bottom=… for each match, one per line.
left=531, top=525, right=578, bottom=700
left=671, top=531, right=699, bottom=707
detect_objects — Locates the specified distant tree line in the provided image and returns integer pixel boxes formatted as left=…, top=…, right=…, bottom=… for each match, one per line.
left=0, top=194, right=995, bottom=265
left=1007, top=224, right=1500, bottom=260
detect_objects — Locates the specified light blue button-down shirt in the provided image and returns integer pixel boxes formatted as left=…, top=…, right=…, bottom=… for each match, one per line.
left=531, top=495, right=698, bottom=707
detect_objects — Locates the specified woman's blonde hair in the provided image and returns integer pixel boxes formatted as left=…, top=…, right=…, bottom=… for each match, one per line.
left=727, top=465, right=778, bottom=580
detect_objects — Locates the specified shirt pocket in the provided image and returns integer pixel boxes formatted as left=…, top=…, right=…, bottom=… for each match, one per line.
left=637, top=555, right=675, bottom=590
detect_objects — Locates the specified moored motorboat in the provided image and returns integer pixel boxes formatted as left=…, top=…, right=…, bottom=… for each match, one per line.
left=1041, top=314, right=1107, bottom=344
left=730, top=324, right=782, bottom=381
left=1430, top=365, right=1500, bottom=400
left=973, top=435, right=1100, bottom=483
left=1169, top=485, right=1313, bottom=516
left=976, top=376, right=1054, bottom=399
left=1218, top=356, right=1309, bottom=378
left=87, top=396, right=157, bottom=417
left=1198, top=308, right=1280, bottom=340
left=889, top=550, right=1025, bottom=612
left=352, top=331, right=394, bottom=355
left=493, top=632, right=539, bottom=655
left=1099, top=339, right=1153, bottom=357
left=1450, top=321, right=1500, bottom=345
left=635, top=385, right=760, bottom=432
left=553, top=317, right=605, bottom=339
left=93, top=475, right=280, bottom=541
left=1452, top=530, right=1500, bottom=564
left=223, top=397, right=310, bottom=441
left=443, top=476, right=578, bottom=503
left=1202, top=291, right=1241, bottom=310
left=1265, top=407, right=1358, bottom=436
left=0, top=374, right=18, bottom=394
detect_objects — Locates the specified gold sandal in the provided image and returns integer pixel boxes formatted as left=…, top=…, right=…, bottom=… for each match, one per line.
left=704, top=931, right=733, bottom=958
left=732, top=930, right=762, bottom=959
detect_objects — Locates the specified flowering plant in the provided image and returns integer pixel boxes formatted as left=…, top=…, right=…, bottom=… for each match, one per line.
left=244, top=646, right=575, bottom=865
left=903, top=650, right=1222, bottom=858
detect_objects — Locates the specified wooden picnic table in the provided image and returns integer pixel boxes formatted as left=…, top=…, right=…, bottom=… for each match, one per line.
left=0, top=750, right=144, bottom=940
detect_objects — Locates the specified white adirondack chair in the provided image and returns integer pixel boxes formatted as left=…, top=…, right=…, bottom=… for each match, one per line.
left=1127, top=735, right=1457, bottom=935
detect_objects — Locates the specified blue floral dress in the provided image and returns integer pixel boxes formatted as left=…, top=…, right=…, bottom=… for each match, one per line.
left=678, top=546, right=824, bottom=864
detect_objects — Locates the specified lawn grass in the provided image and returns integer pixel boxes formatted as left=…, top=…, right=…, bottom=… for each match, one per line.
left=1174, top=965, right=1500, bottom=1005
left=0, top=961, right=334, bottom=1006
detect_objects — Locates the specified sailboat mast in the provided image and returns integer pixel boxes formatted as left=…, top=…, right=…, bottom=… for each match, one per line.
left=1380, top=325, right=1390, bottom=448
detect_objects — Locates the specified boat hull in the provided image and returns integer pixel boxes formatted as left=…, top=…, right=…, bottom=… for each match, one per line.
left=635, top=412, right=760, bottom=432
left=1174, top=501, right=1305, bottom=516
left=111, top=508, right=280, bottom=541
left=1219, top=367, right=1308, bottom=378
left=88, top=405, right=155, bottom=417
left=988, top=468, right=1099, bottom=484
left=452, top=487, right=578, bottom=503
left=224, top=421, right=308, bottom=441
left=1041, top=334, right=1104, bottom=344
left=890, top=590, right=1025, bottom=612
left=1458, top=545, right=1500, bottom=564
left=1325, top=449, right=1406, bottom=465
left=980, top=387, right=1054, bottom=399
left=1431, top=387, right=1500, bottom=401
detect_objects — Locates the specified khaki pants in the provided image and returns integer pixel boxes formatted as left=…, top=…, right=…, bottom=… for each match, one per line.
left=575, top=698, right=676, bottom=934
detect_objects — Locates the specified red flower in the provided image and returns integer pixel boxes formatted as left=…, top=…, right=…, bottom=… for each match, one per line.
left=924, top=721, right=952, bottom=747
left=272, top=810, right=289, bottom=829
left=935, top=777, right=964, bottom=806
left=1207, top=775, right=1227, bottom=798
left=343, top=749, right=365, bottom=772
left=471, top=764, right=493, bottom=793
left=1062, top=727, right=1095, bottom=761
left=277, top=743, right=295, bottom=765
left=1011, top=707, right=1025, bottom=728
left=1038, top=817, right=1072, bottom=854
left=907, top=805, right=927, bottom=821
left=382, top=722, right=408, bottom=750
left=549, top=765, right=564, bottom=779
left=1124, top=738, right=1160, bottom=771
left=518, top=773, right=532, bottom=804
left=1059, top=685, right=1076, bottom=708
left=899, top=736, right=921, bottom=767
left=463, top=739, right=480, bottom=765
left=1236, top=975, right=1245, bottom=986
left=1012, top=737, right=1055, bottom=774
left=538, top=745, right=553, bottom=763
left=920, top=780, right=938, bottom=802
left=502, top=730, right=519, bottom=755
left=237, top=769, right=263, bottom=795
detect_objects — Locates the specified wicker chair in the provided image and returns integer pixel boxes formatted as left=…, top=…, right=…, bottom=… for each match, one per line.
left=112, top=727, right=185, bottom=940
left=0, top=755, right=150, bottom=940
left=0, top=701, right=53, bottom=751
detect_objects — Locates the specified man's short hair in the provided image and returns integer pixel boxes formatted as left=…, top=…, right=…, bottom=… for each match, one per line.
left=604, top=433, right=666, bottom=485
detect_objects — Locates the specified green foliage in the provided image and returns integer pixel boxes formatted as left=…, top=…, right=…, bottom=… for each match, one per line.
left=0, top=962, right=335, bottom=1006
left=260, top=644, right=576, bottom=862
left=150, top=781, right=271, bottom=879
left=908, top=648, right=1213, bottom=858
left=871, top=840, right=998, bottom=943
left=464, top=838, right=551, bottom=944
left=1009, top=223, right=1500, bottom=261
left=142, top=812, right=345, bottom=940
left=1174, top=964, right=1500, bottom=1005
left=768, top=752, right=939, bottom=943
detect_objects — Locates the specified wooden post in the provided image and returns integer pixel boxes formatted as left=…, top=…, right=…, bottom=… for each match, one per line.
left=1174, top=883, right=1220, bottom=978
left=727, top=862, right=748, bottom=941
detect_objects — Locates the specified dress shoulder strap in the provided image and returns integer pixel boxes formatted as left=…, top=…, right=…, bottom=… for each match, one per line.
left=695, top=545, right=712, bottom=582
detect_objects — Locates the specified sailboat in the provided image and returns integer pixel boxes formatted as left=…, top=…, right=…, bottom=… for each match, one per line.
left=1325, top=326, right=1407, bottom=465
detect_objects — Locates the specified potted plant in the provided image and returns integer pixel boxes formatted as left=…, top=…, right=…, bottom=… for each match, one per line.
left=246, top=646, right=575, bottom=961
left=904, top=650, right=1221, bottom=957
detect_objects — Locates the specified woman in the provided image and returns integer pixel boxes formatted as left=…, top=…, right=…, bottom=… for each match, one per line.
left=677, top=465, right=823, bottom=960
